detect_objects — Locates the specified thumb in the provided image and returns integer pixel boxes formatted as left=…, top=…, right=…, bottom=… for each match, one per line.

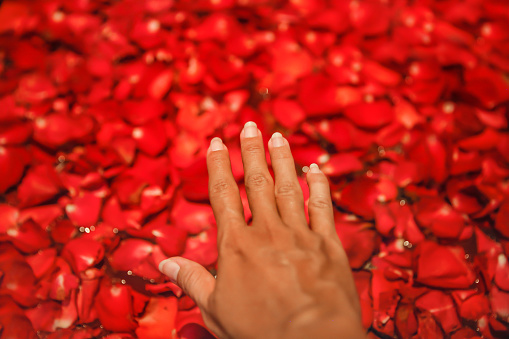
left=159, top=257, right=215, bottom=309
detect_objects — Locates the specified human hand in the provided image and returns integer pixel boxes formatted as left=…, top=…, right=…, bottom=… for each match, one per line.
left=159, top=122, right=365, bottom=339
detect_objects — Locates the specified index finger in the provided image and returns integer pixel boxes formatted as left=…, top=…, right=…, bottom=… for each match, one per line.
left=206, top=137, right=245, bottom=244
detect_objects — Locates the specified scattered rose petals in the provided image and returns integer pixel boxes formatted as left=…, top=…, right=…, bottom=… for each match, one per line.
left=1, top=0, right=509, bottom=337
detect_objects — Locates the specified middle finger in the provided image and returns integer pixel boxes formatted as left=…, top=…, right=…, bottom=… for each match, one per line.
left=240, top=121, right=279, bottom=223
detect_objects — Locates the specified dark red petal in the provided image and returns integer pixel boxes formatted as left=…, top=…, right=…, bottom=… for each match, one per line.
left=415, top=291, right=461, bottom=333
left=145, top=282, right=182, bottom=297
left=463, top=66, right=509, bottom=109
left=335, top=219, right=378, bottom=269
left=395, top=303, right=417, bottom=338
left=415, top=242, right=476, bottom=288
left=415, top=312, right=444, bottom=338
left=495, top=201, right=509, bottom=238
left=414, top=197, right=465, bottom=239
left=0, top=146, right=29, bottom=193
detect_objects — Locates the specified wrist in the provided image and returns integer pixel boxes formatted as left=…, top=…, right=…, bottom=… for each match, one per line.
left=282, top=315, right=365, bottom=339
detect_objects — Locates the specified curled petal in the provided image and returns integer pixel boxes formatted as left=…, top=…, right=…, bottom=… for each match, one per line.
left=62, top=238, right=105, bottom=273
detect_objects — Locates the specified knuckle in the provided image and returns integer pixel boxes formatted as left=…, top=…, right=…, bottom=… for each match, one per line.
left=309, top=173, right=328, bottom=185
left=243, top=142, right=264, bottom=155
left=208, top=152, right=226, bottom=167
left=296, top=229, right=322, bottom=249
left=220, top=237, right=243, bottom=255
left=309, top=197, right=332, bottom=210
left=271, top=148, right=293, bottom=161
left=220, top=228, right=247, bottom=255
left=179, top=267, right=199, bottom=292
left=245, top=172, right=270, bottom=191
left=210, top=179, right=234, bottom=196
left=275, top=182, right=300, bottom=198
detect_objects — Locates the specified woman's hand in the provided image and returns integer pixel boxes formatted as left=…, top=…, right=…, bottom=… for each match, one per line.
left=159, top=122, right=365, bottom=339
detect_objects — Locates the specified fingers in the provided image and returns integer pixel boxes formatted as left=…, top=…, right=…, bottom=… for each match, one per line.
left=306, top=164, right=337, bottom=239
left=268, top=132, right=307, bottom=228
left=240, top=122, right=278, bottom=221
left=207, top=137, right=246, bottom=243
left=159, top=257, right=215, bottom=310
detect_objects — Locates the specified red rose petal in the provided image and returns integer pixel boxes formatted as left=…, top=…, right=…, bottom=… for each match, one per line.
left=135, top=297, right=178, bottom=339
left=145, top=282, right=182, bottom=297
left=122, top=100, right=166, bottom=126
left=343, top=101, right=394, bottom=129
left=17, top=164, right=63, bottom=208
left=170, top=196, right=215, bottom=235
left=76, top=268, right=103, bottom=324
left=459, top=293, right=491, bottom=321
left=322, top=153, right=363, bottom=177
left=95, top=279, right=137, bottom=332
left=298, top=74, right=343, bottom=116
left=490, top=286, right=509, bottom=322
left=0, top=256, right=38, bottom=307
left=416, top=242, right=476, bottom=288
left=33, top=113, right=94, bottom=148
left=61, top=238, right=104, bottom=273
left=335, top=219, right=378, bottom=269
left=415, top=291, right=461, bottom=333
left=6, top=219, right=51, bottom=253
left=26, top=247, right=56, bottom=279
left=181, top=227, right=218, bottom=267
left=271, top=99, right=306, bottom=130
left=0, top=146, right=29, bottom=193
left=463, top=66, right=509, bottom=109
left=414, top=197, right=465, bottom=239
left=65, top=191, right=102, bottom=227
left=336, top=177, right=381, bottom=219
left=495, top=201, right=509, bottom=238
left=109, top=239, right=160, bottom=279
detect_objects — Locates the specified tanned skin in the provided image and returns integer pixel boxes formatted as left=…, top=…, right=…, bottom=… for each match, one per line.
left=159, top=121, right=366, bottom=339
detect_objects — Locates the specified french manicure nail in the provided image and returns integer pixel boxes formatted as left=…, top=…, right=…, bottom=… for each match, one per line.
left=159, top=259, right=180, bottom=284
left=243, top=121, right=258, bottom=138
left=309, top=163, right=321, bottom=173
left=271, top=132, right=284, bottom=147
left=209, top=137, right=224, bottom=151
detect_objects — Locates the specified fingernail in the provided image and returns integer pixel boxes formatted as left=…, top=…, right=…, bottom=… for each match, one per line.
left=309, top=163, right=321, bottom=173
left=159, top=259, right=180, bottom=283
left=243, top=121, right=258, bottom=138
left=302, top=166, right=310, bottom=173
left=271, top=132, right=284, bottom=147
left=209, top=137, right=224, bottom=151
